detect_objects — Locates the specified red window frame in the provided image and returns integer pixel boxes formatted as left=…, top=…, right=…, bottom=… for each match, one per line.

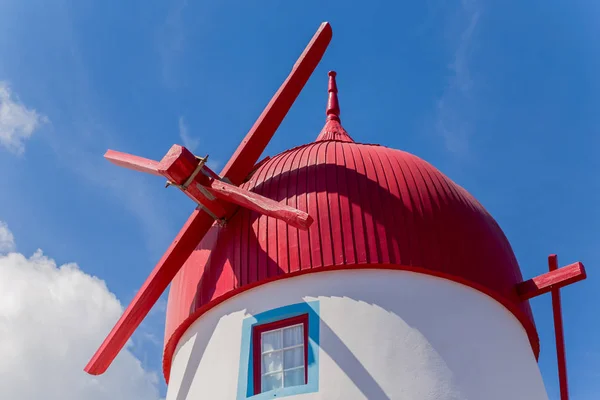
left=252, top=314, right=309, bottom=395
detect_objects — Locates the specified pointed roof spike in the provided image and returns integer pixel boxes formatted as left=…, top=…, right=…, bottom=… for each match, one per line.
left=326, top=71, right=340, bottom=121
left=315, top=71, right=354, bottom=143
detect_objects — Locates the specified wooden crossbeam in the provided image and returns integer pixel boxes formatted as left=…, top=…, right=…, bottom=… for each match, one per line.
left=104, top=144, right=313, bottom=230
left=205, top=179, right=313, bottom=230
left=516, top=261, right=586, bottom=300
left=548, top=255, right=569, bottom=400
left=86, top=21, right=331, bottom=376
left=517, top=255, right=587, bottom=400
left=104, top=150, right=162, bottom=176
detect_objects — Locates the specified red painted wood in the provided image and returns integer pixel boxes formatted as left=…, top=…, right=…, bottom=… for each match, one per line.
left=315, top=72, right=353, bottom=143
left=306, top=143, right=322, bottom=267
left=251, top=314, right=309, bottom=394
left=285, top=148, right=303, bottom=273
left=244, top=156, right=272, bottom=183
left=549, top=255, right=570, bottom=400
left=295, top=145, right=312, bottom=271
left=104, top=150, right=161, bottom=176
left=325, top=71, right=340, bottom=119
left=220, top=22, right=332, bottom=186
left=205, top=179, right=313, bottom=230
left=376, top=150, right=402, bottom=265
left=86, top=22, right=332, bottom=376
left=326, top=142, right=344, bottom=264
left=257, top=156, right=275, bottom=282
left=183, top=184, right=229, bottom=218
left=265, top=154, right=285, bottom=278
left=277, top=152, right=297, bottom=273
left=516, top=262, right=586, bottom=300
left=85, top=209, right=215, bottom=375
left=316, top=142, right=333, bottom=267
left=334, top=141, right=356, bottom=264
left=158, top=144, right=199, bottom=185
left=108, top=144, right=312, bottom=228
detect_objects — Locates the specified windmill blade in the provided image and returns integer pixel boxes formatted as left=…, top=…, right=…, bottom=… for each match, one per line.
left=84, top=22, right=333, bottom=376
left=220, top=21, right=332, bottom=185
left=104, top=150, right=162, bottom=176
left=204, top=179, right=313, bottom=230
left=85, top=210, right=215, bottom=375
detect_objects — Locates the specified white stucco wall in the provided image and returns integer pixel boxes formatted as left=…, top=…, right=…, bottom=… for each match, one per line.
left=165, top=269, right=548, bottom=400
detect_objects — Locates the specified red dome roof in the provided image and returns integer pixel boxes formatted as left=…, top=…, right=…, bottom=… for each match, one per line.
left=162, top=73, right=538, bottom=380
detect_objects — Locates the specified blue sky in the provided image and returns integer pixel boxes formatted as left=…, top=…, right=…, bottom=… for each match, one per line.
left=0, top=1, right=598, bottom=399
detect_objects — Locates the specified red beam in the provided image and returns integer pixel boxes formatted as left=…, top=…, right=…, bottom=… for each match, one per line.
left=549, top=255, right=569, bottom=400
left=220, top=22, right=332, bottom=185
left=158, top=145, right=200, bottom=185
left=517, top=255, right=586, bottom=400
left=516, top=262, right=586, bottom=300
left=85, top=209, right=215, bottom=375
left=205, top=179, right=313, bottom=230
left=104, top=150, right=161, bottom=176
left=85, top=22, right=332, bottom=376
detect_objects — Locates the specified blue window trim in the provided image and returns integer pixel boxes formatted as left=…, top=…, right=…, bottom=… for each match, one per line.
left=236, top=301, right=320, bottom=399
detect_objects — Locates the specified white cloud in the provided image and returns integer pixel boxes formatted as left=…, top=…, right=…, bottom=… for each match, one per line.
left=0, top=222, right=161, bottom=400
left=0, top=81, right=48, bottom=155
left=435, top=0, right=481, bottom=155
left=158, top=0, right=189, bottom=89
left=0, top=221, right=15, bottom=252
left=178, top=116, right=220, bottom=171
left=178, top=116, right=199, bottom=152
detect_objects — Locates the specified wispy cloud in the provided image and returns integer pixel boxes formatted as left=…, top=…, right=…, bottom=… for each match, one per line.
left=58, top=140, right=175, bottom=257
left=0, top=81, right=48, bottom=155
left=178, top=116, right=221, bottom=170
left=0, top=3, right=174, bottom=257
left=436, top=0, right=482, bottom=155
left=0, top=221, right=15, bottom=253
left=157, top=0, right=188, bottom=89
left=178, top=116, right=199, bottom=152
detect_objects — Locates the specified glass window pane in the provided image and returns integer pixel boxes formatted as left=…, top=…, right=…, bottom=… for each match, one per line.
left=262, top=372, right=283, bottom=391
left=262, top=351, right=282, bottom=374
left=284, top=368, right=305, bottom=387
left=262, top=330, right=282, bottom=352
left=283, top=347, right=304, bottom=369
left=283, top=324, right=303, bottom=347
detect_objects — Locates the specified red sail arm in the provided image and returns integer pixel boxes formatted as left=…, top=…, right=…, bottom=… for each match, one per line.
left=220, top=21, right=332, bottom=185
left=549, top=255, right=569, bottom=400
left=84, top=209, right=215, bottom=375
left=205, top=179, right=313, bottom=230
left=104, top=149, right=162, bottom=176
left=84, top=21, right=332, bottom=375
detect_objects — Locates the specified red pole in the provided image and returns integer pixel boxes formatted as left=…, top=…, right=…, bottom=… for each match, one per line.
left=548, top=254, right=569, bottom=400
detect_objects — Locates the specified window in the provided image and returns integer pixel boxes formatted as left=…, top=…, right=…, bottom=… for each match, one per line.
left=252, top=314, right=308, bottom=394
left=237, top=301, right=319, bottom=399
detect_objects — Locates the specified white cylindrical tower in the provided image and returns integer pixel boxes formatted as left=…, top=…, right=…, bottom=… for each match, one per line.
left=166, top=270, right=547, bottom=400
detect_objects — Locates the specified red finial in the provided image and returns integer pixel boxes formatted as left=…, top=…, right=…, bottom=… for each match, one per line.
left=326, top=71, right=340, bottom=121
left=315, top=71, right=354, bottom=143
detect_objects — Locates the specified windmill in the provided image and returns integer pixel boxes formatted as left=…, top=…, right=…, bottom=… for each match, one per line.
left=85, top=22, right=331, bottom=376
left=84, top=21, right=587, bottom=400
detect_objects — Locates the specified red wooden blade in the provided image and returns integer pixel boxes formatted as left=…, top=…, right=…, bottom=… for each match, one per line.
left=85, top=22, right=332, bottom=375
left=220, top=21, right=332, bottom=185
left=516, top=261, right=586, bottom=300
left=205, top=179, right=313, bottom=230
left=104, top=150, right=162, bottom=176
left=84, top=210, right=215, bottom=375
